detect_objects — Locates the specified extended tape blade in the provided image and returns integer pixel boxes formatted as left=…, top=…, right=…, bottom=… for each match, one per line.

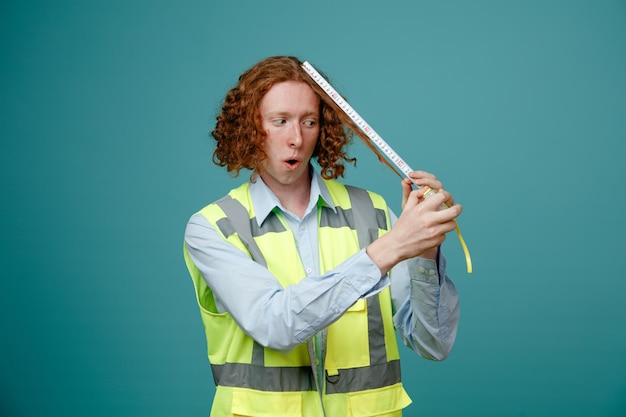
left=302, top=61, right=473, bottom=274
left=302, top=61, right=414, bottom=178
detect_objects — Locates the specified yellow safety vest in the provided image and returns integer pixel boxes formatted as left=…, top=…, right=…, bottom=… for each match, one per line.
left=184, top=179, right=412, bottom=416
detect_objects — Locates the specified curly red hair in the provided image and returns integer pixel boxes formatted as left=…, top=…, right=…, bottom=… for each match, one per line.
left=211, top=56, right=358, bottom=180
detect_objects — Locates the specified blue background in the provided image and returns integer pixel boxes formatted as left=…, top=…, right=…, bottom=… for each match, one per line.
left=1, top=1, right=625, bottom=416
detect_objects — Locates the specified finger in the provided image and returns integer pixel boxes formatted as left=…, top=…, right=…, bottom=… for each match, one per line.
left=436, top=202, right=463, bottom=225
left=422, top=191, right=462, bottom=221
left=442, top=189, right=455, bottom=207
left=407, top=171, right=443, bottom=191
left=400, top=178, right=413, bottom=209
left=418, top=187, right=456, bottom=209
left=420, top=188, right=450, bottom=209
left=414, top=178, right=443, bottom=191
left=403, top=189, right=422, bottom=211
left=434, top=188, right=455, bottom=207
left=407, top=170, right=436, bottom=181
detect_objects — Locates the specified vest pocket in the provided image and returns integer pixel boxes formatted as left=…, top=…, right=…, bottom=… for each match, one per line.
left=231, top=388, right=302, bottom=416
left=327, top=298, right=369, bottom=369
left=347, top=298, right=366, bottom=312
left=347, top=383, right=412, bottom=416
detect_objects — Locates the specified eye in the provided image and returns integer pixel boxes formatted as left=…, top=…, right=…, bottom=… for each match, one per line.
left=303, top=119, right=317, bottom=127
left=272, top=118, right=287, bottom=126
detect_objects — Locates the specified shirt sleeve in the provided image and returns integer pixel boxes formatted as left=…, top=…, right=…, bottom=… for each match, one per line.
left=387, top=210, right=461, bottom=361
left=184, top=213, right=390, bottom=352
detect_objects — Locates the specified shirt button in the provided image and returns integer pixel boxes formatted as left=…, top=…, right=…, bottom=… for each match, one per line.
left=306, top=267, right=313, bottom=274
left=334, top=308, right=340, bottom=314
left=429, top=269, right=436, bottom=275
left=315, top=359, right=320, bottom=366
left=299, top=225, right=305, bottom=231
left=418, top=266, right=426, bottom=273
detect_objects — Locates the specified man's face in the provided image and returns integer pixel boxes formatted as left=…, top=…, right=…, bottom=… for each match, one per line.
left=258, top=81, right=320, bottom=191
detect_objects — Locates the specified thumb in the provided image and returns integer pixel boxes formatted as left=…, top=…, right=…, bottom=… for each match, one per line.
left=401, top=178, right=414, bottom=209
left=402, top=189, right=423, bottom=213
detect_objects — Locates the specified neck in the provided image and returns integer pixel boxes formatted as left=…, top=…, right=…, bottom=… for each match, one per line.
left=259, top=169, right=312, bottom=219
left=277, top=185, right=311, bottom=219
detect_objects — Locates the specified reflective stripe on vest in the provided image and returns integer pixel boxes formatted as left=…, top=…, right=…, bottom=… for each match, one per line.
left=211, top=182, right=398, bottom=395
left=215, top=187, right=387, bottom=265
left=212, top=363, right=315, bottom=392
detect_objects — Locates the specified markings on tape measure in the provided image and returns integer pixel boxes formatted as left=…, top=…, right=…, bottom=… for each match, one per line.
left=302, top=61, right=473, bottom=274
left=302, top=61, right=413, bottom=178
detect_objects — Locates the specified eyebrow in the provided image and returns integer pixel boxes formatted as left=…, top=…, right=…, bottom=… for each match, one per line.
left=263, top=110, right=319, bottom=118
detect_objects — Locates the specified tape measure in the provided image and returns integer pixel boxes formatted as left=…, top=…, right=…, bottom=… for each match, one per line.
left=302, top=61, right=473, bottom=274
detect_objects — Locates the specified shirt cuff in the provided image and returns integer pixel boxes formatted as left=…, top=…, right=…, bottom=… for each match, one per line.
left=406, top=257, right=440, bottom=284
left=339, top=248, right=391, bottom=297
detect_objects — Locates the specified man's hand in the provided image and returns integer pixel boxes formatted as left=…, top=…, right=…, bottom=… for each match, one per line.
left=367, top=171, right=462, bottom=275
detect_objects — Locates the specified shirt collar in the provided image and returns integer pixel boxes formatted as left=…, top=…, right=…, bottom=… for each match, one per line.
left=249, top=168, right=336, bottom=226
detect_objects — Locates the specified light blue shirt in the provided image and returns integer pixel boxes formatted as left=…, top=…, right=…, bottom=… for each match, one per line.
left=184, top=170, right=460, bottom=360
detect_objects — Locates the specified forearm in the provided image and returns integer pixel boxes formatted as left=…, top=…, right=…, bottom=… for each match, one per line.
left=185, top=216, right=388, bottom=351
left=391, top=254, right=460, bottom=360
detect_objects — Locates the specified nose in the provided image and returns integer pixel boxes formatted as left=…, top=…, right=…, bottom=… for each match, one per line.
left=289, top=123, right=303, bottom=148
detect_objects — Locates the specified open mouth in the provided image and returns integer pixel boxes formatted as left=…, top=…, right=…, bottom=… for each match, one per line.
left=284, top=159, right=300, bottom=169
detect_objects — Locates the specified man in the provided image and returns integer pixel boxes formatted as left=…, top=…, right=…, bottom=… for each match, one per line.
left=184, top=56, right=461, bottom=417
